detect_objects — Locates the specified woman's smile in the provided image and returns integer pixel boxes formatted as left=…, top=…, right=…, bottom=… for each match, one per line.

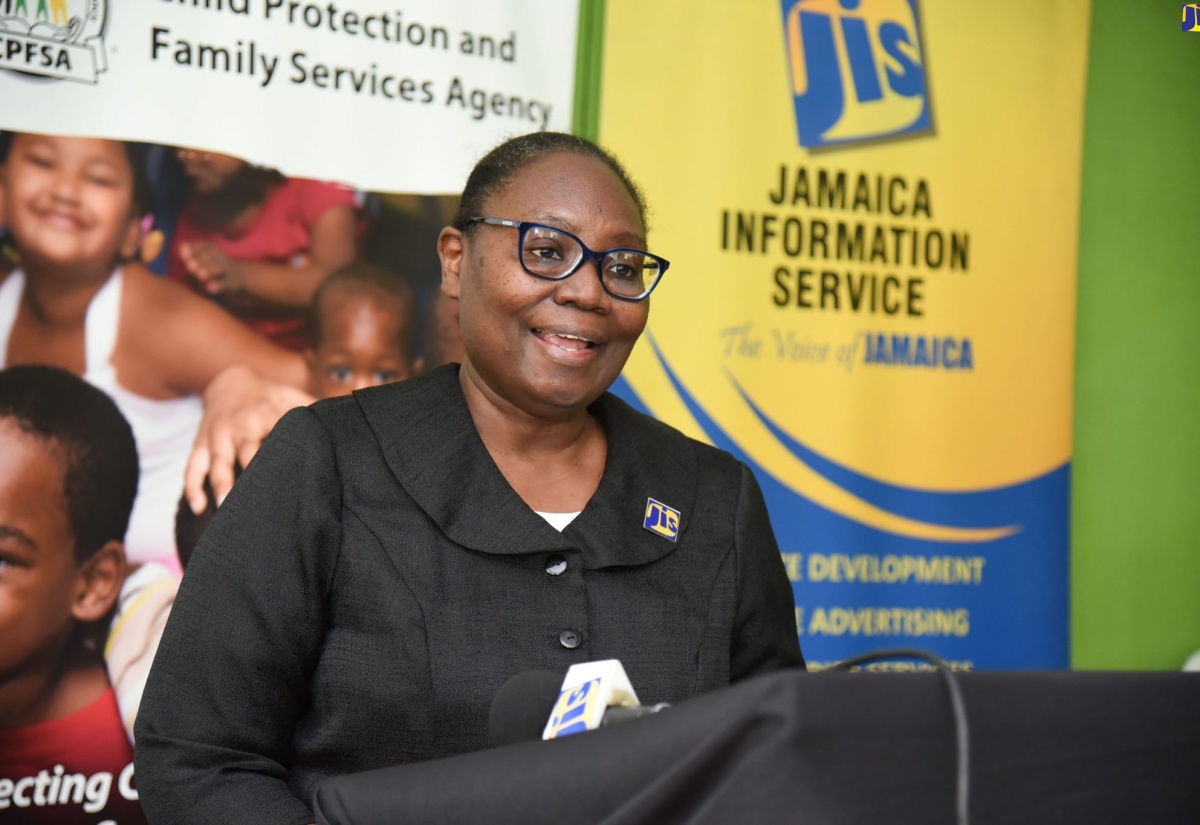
left=530, top=325, right=603, bottom=362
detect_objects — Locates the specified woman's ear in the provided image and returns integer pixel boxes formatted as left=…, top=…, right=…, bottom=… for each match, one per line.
left=438, top=226, right=464, bottom=300
left=72, top=541, right=126, bottom=624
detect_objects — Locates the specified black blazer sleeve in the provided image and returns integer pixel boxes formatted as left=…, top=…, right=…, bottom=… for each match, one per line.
left=135, top=407, right=342, bottom=825
left=731, top=463, right=805, bottom=677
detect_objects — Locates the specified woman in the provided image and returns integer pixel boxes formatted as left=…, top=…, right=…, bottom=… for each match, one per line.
left=135, top=133, right=803, bottom=824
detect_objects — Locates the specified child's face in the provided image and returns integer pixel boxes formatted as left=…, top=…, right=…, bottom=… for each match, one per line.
left=1, top=134, right=140, bottom=274
left=307, top=296, right=417, bottom=399
left=0, top=419, right=86, bottom=682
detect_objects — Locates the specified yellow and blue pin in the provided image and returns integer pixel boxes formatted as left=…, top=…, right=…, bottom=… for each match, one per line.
left=643, top=498, right=681, bottom=542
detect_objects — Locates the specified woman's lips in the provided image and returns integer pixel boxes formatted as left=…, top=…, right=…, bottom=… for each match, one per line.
left=531, top=328, right=602, bottom=363
left=533, top=329, right=597, bottom=352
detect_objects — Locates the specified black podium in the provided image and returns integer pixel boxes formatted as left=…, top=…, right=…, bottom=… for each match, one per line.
left=313, top=670, right=1200, bottom=825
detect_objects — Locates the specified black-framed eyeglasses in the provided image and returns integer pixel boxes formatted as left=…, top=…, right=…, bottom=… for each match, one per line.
left=464, top=217, right=670, bottom=302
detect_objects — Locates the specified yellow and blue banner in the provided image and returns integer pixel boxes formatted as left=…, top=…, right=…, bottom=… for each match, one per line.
left=600, top=0, right=1091, bottom=668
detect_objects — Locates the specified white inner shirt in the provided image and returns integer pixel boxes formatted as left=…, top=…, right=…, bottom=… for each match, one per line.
left=535, top=511, right=581, bottom=532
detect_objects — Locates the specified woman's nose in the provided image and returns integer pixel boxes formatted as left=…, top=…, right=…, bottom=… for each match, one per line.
left=552, top=258, right=609, bottom=312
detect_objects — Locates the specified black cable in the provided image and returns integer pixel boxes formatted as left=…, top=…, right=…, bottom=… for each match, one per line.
left=829, top=649, right=970, bottom=825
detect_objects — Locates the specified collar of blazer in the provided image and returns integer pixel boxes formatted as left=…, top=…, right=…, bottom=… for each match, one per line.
left=353, top=365, right=697, bottom=569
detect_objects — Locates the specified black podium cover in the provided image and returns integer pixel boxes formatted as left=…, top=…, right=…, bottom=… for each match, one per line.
left=314, top=669, right=1200, bottom=825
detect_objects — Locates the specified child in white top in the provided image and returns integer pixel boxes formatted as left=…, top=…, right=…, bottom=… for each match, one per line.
left=0, top=132, right=305, bottom=571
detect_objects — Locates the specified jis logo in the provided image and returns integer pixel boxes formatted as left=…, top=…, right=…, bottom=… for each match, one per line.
left=545, top=678, right=599, bottom=739
left=643, top=498, right=681, bottom=542
left=1185, top=4, right=1200, bottom=32
left=781, top=0, right=931, bottom=148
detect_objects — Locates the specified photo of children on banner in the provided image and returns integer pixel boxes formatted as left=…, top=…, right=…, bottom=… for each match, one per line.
left=169, top=149, right=360, bottom=352
left=0, top=131, right=463, bottom=561
left=0, top=132, right=307, bottom=575
left=0, top=365, right=151, bottom=825
left=0, top=130, right=456, bottom=822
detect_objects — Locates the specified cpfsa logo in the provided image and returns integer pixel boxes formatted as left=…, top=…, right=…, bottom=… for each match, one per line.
left=0, top=0, right=109, bottom=84
left=781, top=0, right=931, bottom=149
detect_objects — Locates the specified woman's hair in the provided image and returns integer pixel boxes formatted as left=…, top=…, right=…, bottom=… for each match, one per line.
left=0, top=365, right=139, bottom=563
left=452, top=132, right=648, bottom=231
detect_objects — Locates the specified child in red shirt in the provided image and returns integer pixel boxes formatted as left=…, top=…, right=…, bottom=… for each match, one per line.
left=168, top=151, right=359, bottom=352
left=0, top=365, right=147, bottom=823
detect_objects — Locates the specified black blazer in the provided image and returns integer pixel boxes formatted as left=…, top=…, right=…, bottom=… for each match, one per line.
left=135, top=366, right=803, bottom=825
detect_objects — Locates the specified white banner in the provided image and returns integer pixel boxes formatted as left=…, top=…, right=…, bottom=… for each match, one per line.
left=0, top=0, right=579, bottom=192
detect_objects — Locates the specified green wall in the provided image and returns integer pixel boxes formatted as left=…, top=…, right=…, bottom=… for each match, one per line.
left=1072, top=1, right=1200, bottom=669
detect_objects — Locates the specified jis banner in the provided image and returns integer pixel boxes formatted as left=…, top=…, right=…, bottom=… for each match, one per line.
left=600, top=0, right=1091, bottom=669
left=0, top=0, right=578, bottom=192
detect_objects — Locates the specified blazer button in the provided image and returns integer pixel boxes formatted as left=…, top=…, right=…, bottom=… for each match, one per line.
left=545, top=554, right=567, bottom=575
left=559, top=629, right=582, bottom=649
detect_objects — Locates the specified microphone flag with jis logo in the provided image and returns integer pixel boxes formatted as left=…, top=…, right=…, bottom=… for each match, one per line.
left=542, top=660, right=640, bottom=740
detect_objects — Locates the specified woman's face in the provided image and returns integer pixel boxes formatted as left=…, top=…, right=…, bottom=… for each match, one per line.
left=443, top=151, right=650, bottom=418
left=177, top=149, right=247, bottom=193
left=1, top=133, right=140, bottom=273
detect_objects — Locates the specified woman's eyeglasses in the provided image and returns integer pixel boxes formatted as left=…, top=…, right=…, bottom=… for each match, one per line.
left=465, top=217, right=669, bottom=302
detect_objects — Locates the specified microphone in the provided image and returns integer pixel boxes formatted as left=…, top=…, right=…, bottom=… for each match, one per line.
left=488, top=669, right=563, bottom=748
left=489, top=661, right=670, bottom=747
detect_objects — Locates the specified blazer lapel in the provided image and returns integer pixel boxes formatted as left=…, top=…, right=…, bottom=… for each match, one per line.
left=354, top=366, right=566, bottom=555
left=564, top=394, right=697, bottom=570
left=353, top=366, right=697, bottom=568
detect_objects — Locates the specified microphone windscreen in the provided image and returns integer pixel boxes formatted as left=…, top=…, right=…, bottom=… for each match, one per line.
left=489, top=669, right=564, bottom=747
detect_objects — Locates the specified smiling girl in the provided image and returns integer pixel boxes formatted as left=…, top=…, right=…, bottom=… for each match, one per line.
left=0, top=132, right=305, bottom=572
